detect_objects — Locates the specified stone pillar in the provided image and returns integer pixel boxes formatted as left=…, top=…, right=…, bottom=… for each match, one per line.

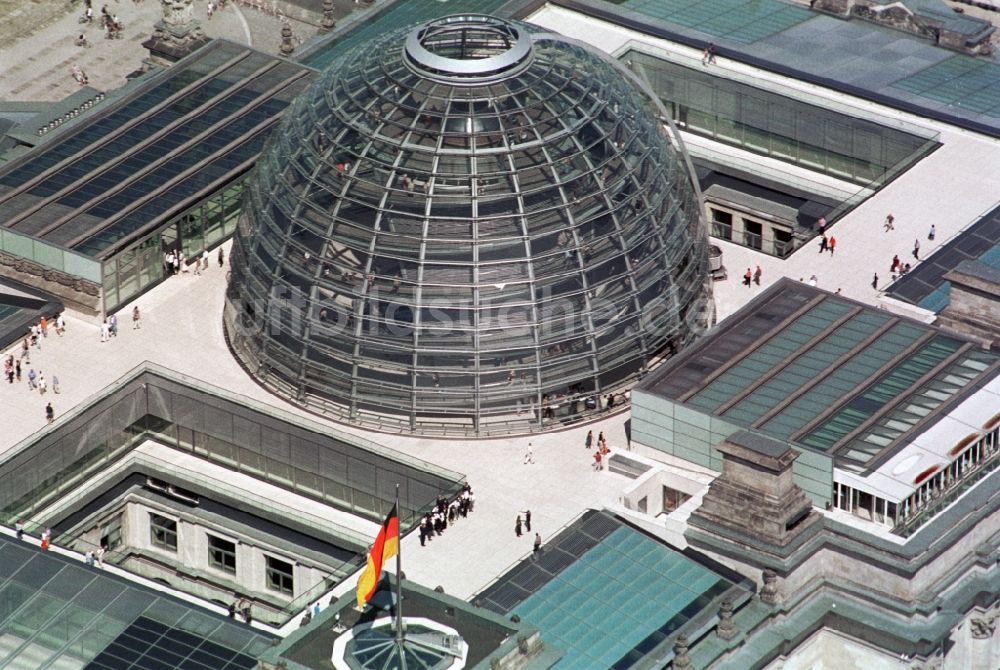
left=760, top=569, right=779, bottom=605
left=716, top=599, right=737, bottom=640
left=280, top=23, right=295, bottom=57
left=689, top=431, right=818, bottom=547
left=320, top=0, right=336, bottom=32
left=937, top=261, right=1000, bottom=350
left=672, top=633, right=693, bottom=669
left=144, top=0, right=210, bottom=65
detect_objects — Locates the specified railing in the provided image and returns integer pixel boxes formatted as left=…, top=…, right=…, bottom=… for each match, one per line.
left=893, top=448, right=999, bottom=537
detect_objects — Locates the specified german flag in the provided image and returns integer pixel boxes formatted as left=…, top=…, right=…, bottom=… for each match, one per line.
left=356, top=503, right=399, bottom=608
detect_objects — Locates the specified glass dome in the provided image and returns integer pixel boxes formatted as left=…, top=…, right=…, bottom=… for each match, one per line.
left=225, top=15, right=712, bottom=436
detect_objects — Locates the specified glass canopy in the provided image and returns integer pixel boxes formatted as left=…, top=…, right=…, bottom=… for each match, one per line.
left=226, top=15, right=712, bottom=435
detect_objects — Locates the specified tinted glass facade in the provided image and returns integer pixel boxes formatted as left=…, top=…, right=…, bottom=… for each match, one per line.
left=227, top=16, right=712, bottom=436
left=622, top=50, right=939, bottom=187
left=0, top=365, right=464, bottom=536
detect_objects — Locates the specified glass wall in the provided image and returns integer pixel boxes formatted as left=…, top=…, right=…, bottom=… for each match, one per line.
left=0, top=366, right=463, bottom=533
left=623, top=50, right=939, bottom=187
left=0, top=229, right=101, bottom=283
left=101, top=179, right=246, bottom=314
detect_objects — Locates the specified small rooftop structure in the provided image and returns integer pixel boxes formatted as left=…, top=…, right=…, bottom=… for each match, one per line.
left=632, top=279, right=1000, bottom=532
left=936, top=259, right=1000, bottom=350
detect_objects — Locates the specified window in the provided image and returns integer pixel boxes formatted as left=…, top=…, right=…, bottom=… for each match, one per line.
left=149, top=514, right=177, bottom=552
left=100, top=515, right=123, bottom=551
left=208, top=535, right=236, bottom=574
left=742, top=219, right=763, bottom=251
left=265, top=556, right=294, bottom=595
left=663, top=486, right=690, bottom=513
left=710, top=209, right=732, bottom=240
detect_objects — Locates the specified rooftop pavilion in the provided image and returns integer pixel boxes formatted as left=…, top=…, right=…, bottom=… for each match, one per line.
left=633, top=279, right=1000, bottom=534
left=0, top=40, right=315, bottom=314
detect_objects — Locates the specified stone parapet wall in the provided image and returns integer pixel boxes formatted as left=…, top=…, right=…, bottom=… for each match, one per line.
left=0, top=250, right=100, bottom=315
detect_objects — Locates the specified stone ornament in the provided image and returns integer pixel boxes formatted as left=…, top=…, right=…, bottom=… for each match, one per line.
left=760, top=569, right=779, bottom=605
left=161, top=0, right=195, bottom=27
left=717, top=599, right=737, bottom=640
left=969, top=611, right=998, bottom=639
left=672, top=632, right=692, bottom=669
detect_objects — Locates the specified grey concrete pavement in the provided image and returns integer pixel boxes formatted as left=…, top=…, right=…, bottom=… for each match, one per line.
left=0, top=0, right=335, bottom=102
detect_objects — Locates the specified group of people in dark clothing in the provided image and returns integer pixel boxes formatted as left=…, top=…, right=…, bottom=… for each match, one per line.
left=418, top=484, right=474, bottom=546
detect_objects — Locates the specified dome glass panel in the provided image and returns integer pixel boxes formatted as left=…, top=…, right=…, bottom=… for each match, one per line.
left=225, top=15, right=712, bottom=436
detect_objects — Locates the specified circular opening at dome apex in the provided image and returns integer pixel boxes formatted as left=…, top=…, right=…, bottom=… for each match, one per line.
left=404, top=15, right=533, bottom=81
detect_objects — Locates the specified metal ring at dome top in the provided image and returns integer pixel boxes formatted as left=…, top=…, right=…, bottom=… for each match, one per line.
left=403, top=15, right=533, bottom=82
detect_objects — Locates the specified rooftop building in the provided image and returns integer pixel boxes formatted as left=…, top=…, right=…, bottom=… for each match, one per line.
left=0, top=39, right=315, bottom=315
left=632, top=278, right=999, bottom=533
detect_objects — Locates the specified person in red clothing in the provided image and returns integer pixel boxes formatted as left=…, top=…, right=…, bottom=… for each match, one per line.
left=829, top=237, right=836, bottom=255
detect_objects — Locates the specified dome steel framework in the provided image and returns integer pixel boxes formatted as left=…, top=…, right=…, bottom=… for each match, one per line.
left=225, top=15, right=712, bottom=436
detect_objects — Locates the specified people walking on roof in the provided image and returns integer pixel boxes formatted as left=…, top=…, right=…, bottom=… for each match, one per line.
left=702, top=43, right=716, bottom=65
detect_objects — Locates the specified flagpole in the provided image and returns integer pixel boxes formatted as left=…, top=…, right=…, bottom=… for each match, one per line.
left=394, top=484, right=404, bottom=649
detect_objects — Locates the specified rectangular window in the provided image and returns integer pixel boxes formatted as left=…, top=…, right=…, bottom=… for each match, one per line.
left=207, top=535, right=236, bottom=574
left=100, top=515, right=123, bottom=552
left=149, top=514, right=177, bottom=552
left=710, top=209, right=732, bottom=240
left=265, top=556, right=294, bottom=595
left=662, top=486, right=691, bottom=513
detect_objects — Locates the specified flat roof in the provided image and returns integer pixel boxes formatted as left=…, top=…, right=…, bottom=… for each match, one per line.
left=472, top=509, right=751, bottom=669
left=637, top=279, right=1000, bottom=474
left=549, top=0, right=1000, bottom=140
left=0, top=534, right=275, bottom=669
left=0, top=40, right=315, bottom=260
left=887, top=208, right=1000, bottom=311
